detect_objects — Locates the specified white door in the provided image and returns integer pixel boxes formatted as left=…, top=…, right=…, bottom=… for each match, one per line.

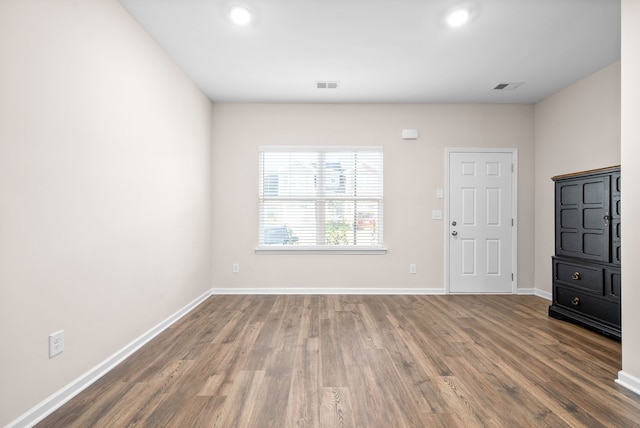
left=448, top=151, right=515, bottom=293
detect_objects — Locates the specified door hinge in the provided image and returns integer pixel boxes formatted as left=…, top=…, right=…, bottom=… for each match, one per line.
left=511, top=164, right=514, bottom=172
left=512, top=218, right=514, bottom=227
left=511, top=273, right=514, bottom=281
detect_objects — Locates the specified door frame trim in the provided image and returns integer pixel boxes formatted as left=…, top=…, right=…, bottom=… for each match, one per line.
left=444, top=148, right=519, bottom=294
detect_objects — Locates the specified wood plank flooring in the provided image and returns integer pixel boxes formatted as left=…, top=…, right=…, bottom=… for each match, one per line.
left=37, top=295, right=640, bottom=427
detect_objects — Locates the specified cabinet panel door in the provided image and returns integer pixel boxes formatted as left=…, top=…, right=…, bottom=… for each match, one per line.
left=605, top=268, right=621, bottom=299
left=555, top=176, right=610, bottom=262
left=611, top=171, right=621, bottom=265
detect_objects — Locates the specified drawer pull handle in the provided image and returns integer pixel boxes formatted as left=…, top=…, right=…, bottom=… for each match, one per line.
left=572, top=297, right=581, bottom=306
left=572, top=272, right=581, bottom=280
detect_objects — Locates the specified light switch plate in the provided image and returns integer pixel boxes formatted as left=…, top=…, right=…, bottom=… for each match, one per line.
left=432, top=210, right=442, bottom=220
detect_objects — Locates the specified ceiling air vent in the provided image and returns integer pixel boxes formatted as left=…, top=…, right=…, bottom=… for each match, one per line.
left=493, top=82, right=524, bottom=91
left=316, top=81, right=339, bottom=89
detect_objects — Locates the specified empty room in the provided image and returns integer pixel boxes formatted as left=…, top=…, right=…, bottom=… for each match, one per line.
left=2, top=0, right=640, bottom=426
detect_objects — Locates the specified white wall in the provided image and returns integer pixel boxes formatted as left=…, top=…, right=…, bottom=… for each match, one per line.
left=211, top=103, right=535, bottom=292
left=0, top=0, right=213, bottom=425
left=1, top=0, right=635, bottom=424
left=533, top=62, right=621, bottom=295
left=621, top=0, right=640, bottom=389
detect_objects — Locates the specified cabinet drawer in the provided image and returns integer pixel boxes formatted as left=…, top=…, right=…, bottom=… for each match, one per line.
left=555, top=285, right=620, bottom=326
left=553, top=259, right=604, bottom=294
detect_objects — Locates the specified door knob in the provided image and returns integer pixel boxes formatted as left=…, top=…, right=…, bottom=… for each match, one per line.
left=451, top=221, right=457, bottom=226
left=451, top=231, right=458, bottom=236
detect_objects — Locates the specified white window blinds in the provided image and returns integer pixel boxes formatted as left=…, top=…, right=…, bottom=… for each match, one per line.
left=258, top=147, right=383, bottom=249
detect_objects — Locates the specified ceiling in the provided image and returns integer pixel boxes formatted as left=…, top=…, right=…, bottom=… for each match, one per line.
left=119, top=0, right=621, bottom=104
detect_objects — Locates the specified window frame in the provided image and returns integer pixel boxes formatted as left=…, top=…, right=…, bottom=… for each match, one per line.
left=256, top=146, right=386, bottom=255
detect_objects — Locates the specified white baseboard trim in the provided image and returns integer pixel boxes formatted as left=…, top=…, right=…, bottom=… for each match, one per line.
left=537, top=290, right=552, bottom=300
left=212, top=287, right=552, bottom=297
left=616, top=370, right=640, bottom=397
left=7, top=289, right=212, bottom=428
left=211, top=287, right=447, bottom=295
left=515, top=288, right=552, bottom=300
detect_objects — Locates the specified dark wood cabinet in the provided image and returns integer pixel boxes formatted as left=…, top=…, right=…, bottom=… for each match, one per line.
left=548, top=166, right=621, bottom=339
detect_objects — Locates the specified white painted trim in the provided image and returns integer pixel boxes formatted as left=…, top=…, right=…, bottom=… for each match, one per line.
left=512, top=151, right=519, bottom=292
left=259, top=145, right=382, bottom=153
left=7, top=289, right=212, bottom=428
left=211, top=287, right=447, bottom=295
left=255, top=247, right=387, bottom=255
left=514, top=288, right=551, bottom=300
left=534, top=289, right=552, bottom=300
left=616, top=371, right=640, bottom=397
left=444, top=148, right=519, bottom=294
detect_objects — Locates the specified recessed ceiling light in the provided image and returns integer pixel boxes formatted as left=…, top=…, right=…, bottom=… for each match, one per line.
left=446, top=8, right=471, bottom=27
left=229, top=5, right=252, bottom=26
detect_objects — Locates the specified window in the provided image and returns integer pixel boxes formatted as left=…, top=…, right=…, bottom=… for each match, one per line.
left=258, top=146, right=384, bottom=253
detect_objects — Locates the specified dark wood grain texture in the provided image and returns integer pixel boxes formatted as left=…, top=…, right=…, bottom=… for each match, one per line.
left=37, top=295, right=640, bottom=427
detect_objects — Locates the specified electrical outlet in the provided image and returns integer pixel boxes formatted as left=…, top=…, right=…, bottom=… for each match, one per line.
left=232, top=263, right=240, bottom=274
left=49, top=330, right=64, bottom=358
left=409, top=264, right=417, bottom=274
left=432, top=210, right=442, bottom=220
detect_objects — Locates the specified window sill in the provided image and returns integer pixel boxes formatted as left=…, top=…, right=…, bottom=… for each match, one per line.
left=255, top=246, right=387, bottom=255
